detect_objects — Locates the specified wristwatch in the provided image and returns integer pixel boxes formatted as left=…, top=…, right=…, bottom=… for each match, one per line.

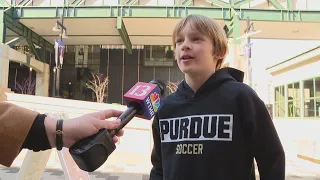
left=56, top=119, right=64, bottom=151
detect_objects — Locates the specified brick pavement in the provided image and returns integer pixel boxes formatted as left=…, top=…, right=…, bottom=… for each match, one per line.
left=0, top=166, right=150, bottom=180
left=1, top=166, right=320, bottom=180
left=1, top=165, right=320, bottom=180
left=1, top=153, right=319, bottom=180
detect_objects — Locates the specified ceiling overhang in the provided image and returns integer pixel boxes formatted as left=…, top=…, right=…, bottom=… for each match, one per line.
left=4, top=5, right=320, bottom=47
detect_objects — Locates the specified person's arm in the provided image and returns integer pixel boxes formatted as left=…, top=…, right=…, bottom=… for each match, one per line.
left=23, top=111, right=125, bottom=150
left=1, top=102, right=124, bottom=167
left=149, top=113, right=163, bottom=180
left=0, top=102, right=39, bottom=167
left=21, top=114, right=52, bottom=151
left=239, top=87, right=285, bottom=180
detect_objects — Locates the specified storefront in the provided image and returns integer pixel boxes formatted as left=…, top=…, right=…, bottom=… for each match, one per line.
left=267, top=46, right=320, bottom=163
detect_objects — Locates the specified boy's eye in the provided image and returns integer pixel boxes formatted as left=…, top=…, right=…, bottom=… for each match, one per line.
left=176, top=39, right=183, bottom=43
left=193, top=37, right=201, bottom=41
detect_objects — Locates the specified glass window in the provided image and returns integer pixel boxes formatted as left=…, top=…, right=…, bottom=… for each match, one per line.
left=275, top=85, right=285, bottom=102
left=280, top=85, right=284, bottom=100
left=315, top=77, right=320, bottom=97
left=275, top=102, right=285, bottom=117
left=304, top=99, right=315, bottom=117
left=288, top=83, right=293, bottom=99
left=315, top=77, right=320, bottom=118
left=152, top=46, right=166, bottom=60
left=288, top=100, right=301, bottom=117
left=303, top=77, right=320, bottom=118
left=303, top=79, right=314, bottom=98
left=275, top=87, right=279, bottom=101
left=66, top=45, right=75, bottom=52
left=144, top=45, right=174, bottom=67
left=287, top=82, right=300, bottom=118
left=144, top=46, right=151, bottom=60
left=288, top=82, right=300, bottom=100
left=294, top=82, right=300, bottom=99
left=144, top=45, right=174, bottom=60
left=316, top=98, right=320, bottom=118
left=274, top=85, right=285, bottom=118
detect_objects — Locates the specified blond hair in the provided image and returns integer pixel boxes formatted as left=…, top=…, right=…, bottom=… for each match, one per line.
left=172, top=14, right=228, bottom=70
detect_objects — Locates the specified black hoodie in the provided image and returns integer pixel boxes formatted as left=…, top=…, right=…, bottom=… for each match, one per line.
left=149, top=67, right=285, bottom=180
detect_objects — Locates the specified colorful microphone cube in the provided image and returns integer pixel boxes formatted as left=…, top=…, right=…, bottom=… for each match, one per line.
left=124, top=82, right=162, bottom=120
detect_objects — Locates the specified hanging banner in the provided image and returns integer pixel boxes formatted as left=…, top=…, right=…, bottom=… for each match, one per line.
left=55, top=40, right=65, bottom=69
left=75, top=45, right=88, bottom=68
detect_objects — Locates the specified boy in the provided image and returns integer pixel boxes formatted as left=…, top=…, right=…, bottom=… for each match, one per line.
left=149, top=14, right=285, bottom=180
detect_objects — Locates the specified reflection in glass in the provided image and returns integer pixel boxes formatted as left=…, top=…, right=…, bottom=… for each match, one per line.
left=275, top=85, right=285, bottom=102
left=274, top=85, right=285, bottom=118
left=288, top=83, right=293, bottom=98
left=316, top=98, right=320, bottom=118
left=304, top=99, right=315, bottom=117
left=294, top=82, right=300, bottom=99
left=315, top=77, right=320, bottom=97
left=315, top=77, right=320, bottom=118
left=304, top=79, right=314, bottom=98
left=288, top=99, right=300, bottom=118
left=275, top=102, right=285, bottom=117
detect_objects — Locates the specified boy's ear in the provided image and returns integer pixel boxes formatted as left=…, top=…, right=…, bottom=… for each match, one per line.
left=215, top=49, right=227, bottom=59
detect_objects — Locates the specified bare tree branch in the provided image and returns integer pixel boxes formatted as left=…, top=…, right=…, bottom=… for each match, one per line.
left=15, top=77, right=37, bottom=95
left=167, top=80, right=182, bottom=94
left=86, top=72, right=109, bottom=103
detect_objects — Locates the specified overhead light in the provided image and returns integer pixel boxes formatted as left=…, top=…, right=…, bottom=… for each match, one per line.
left=60, top=30, right=68, bottom=38
left=52, top=23, right=61, bottom=32
left=237, top=29, right=262, bottom=40
left=236, top=22, right=262, bottom=40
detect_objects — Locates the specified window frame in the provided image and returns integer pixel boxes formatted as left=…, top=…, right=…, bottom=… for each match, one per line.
left=302, top=76, right=320, bottom=119
left=274, top=85, right=285, bottom=118
left=287, top=81, right=301, bottom=118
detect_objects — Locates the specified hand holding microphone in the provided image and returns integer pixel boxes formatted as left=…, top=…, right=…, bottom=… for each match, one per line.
left=69, top=79, right=165, bottom=172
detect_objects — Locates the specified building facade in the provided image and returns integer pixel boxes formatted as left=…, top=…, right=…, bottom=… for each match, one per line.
left=266, top=46, right=320, bottom=162
left=56, top=45, right=184, bottom=104
left=267, top=46, right=320, bottom=120
left=1, top=0, right=320, bottom=105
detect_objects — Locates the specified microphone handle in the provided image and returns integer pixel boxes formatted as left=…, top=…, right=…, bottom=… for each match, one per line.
left=69, top=102, right=142, bottom=172
left=109, top=105, right=140, bottom=136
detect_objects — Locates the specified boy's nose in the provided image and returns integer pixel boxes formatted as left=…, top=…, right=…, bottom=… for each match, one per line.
left=181, top=43, right=191, bottom=51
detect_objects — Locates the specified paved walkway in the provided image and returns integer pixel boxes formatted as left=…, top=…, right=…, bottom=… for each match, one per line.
left=1, top=153, right=319, bottom=180
left=0, top=167, right=149, bottom=180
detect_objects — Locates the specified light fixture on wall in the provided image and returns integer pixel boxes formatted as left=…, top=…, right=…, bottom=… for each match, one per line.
left=237, top=22, right=262, bottom=40
left=60, top=30, right=68, bottom=39
left=52, top=23, right=61, bottom=32
left=52, top=15, right=68, bottom=39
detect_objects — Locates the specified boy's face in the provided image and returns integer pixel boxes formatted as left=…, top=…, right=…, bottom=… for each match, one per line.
left=174, top=22, right=216, bottom=76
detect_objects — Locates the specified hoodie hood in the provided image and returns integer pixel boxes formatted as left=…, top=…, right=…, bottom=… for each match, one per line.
left=176, top=67, right=244, bottom=99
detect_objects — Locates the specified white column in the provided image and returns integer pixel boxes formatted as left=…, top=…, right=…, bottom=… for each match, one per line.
left=0, top=44, right=10, bottom=88
left=225, top=43, right=246, bottom=72
left=35, top=64, right=50, bottom=96
left=16, top=150, right=52, bottom=180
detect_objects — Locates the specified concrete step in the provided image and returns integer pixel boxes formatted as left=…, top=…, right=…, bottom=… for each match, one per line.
left=0, top=85, right=14, bottom=93
left=0, top=86, right=14, bottom=101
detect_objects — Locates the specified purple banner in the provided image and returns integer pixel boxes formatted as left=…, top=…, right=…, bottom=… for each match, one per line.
left=55, top=40, right=65, bottom=69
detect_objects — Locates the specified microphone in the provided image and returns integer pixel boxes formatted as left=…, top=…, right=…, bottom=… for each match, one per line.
left=69, top=79, right=165, bottom=172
